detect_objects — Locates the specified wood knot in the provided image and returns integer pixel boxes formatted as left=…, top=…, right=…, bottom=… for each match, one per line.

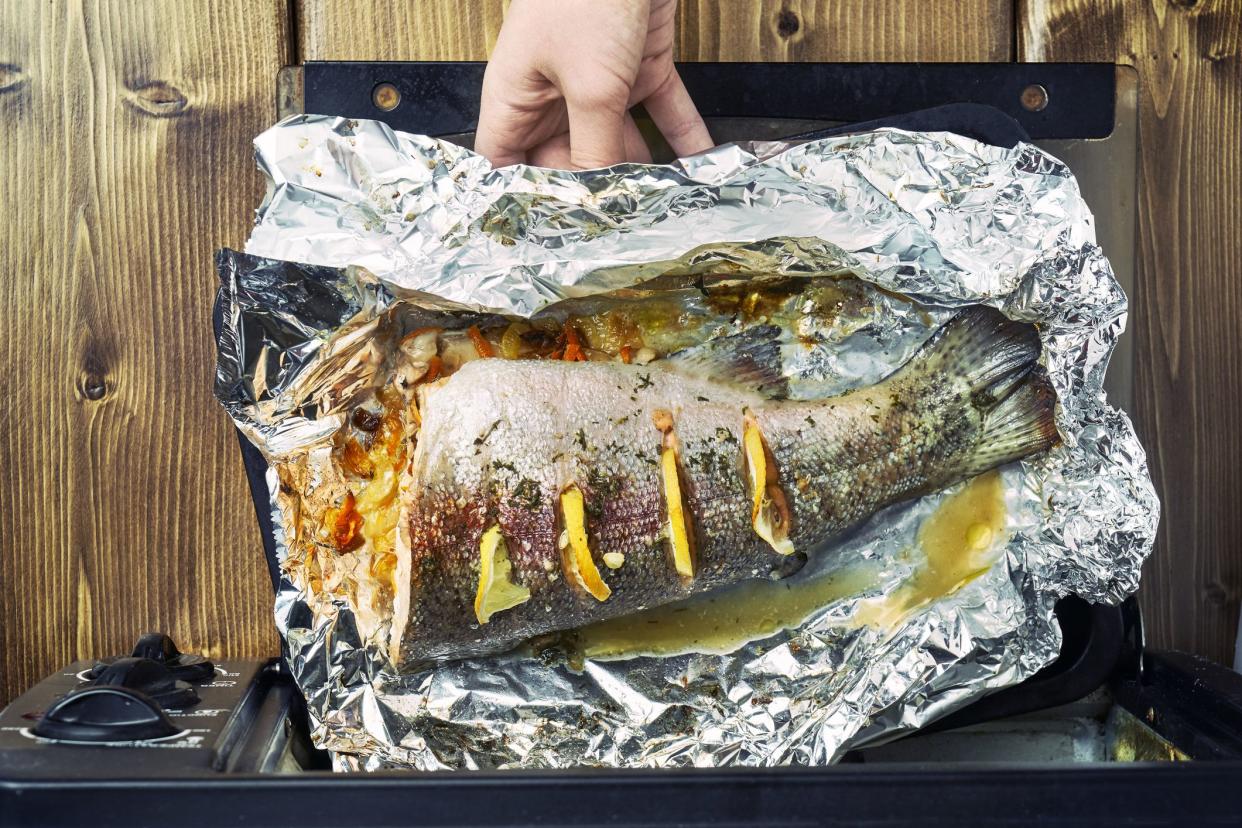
left=0, top=63, right=27, bottom=94
left=776, top=8, right=801, bottom=38
left=80, top=374, right=108, bottom=401
left=78, top=350, right=110, bottom=401
left=123, top=80, right=189, bottom=118
left=1202, top=581, right=1230, bottom=607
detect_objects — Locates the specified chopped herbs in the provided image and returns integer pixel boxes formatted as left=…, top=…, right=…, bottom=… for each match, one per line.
left=585, top=466, right=622, bottom=497
left=804, top=415, right=817, bottom=428
left=695, top=395, right=710, bottom=402
left=574, top=429, right=588, bottom=451
left=491, top=459, right=517, bottom=474
left=636, top=372, right=653, bottom=390
left=715, top=427, right=738, bottom=444
left=509, top=478, right=542, bottom=511
left=474, top=420, right=501, bottom=446
left=688, top=449, right=733, bottom=478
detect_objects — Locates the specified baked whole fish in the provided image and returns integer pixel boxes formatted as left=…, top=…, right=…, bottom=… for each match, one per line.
left=395, top=306, right=1058, bottom=665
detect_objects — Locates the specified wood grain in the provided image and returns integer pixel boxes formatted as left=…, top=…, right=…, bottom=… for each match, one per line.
left=1020, top=0, right=1242, bottom=665
left=676, top=0, right=1012, bottom=61
left=297, top=0, right=1011, bottom=62
left=0, top=0, right=287, bottom=705
left=297, top=0, right=507, bottom=60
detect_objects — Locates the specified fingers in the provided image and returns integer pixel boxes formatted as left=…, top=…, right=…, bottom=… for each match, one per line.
left=623, top=114, right=653, bottom=164
left=528, top=132, right=572, bottom=168
left=475, top=66, right=530, bottom=167
left=475, top=110, right=528, bottom=167
left=643, top=68, right=713, bottom=158
left=565, top=92, right=628, bottom=170
left=528, top=114, right=649, bottom=168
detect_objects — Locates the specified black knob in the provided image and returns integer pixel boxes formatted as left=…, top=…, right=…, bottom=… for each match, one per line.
left=32, top=686, right=182, bottom=743
left=88, top=632, right=215, bottom=683
left=89, top=657, right=200, bottom=709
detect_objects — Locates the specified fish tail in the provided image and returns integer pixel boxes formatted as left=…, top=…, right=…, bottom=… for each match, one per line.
left=903, top=306, right=1060, bottom=472
left=966, top=372, right=1059, bottom=473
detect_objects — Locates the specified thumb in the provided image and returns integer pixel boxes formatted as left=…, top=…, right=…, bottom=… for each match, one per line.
left=565, top=92, right=628, bottom=170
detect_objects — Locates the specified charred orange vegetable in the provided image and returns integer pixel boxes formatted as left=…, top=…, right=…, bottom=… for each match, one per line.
left=562, top=324, right=586, bottom=362
left=326, top=492, right=364, bottom=551
left=619, top=344, right=634, bottom=364
left=422, top=355, right=443, bottom=383
left=467, top=325, right=495, bottom=358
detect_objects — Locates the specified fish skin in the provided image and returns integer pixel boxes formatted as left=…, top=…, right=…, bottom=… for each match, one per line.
left=399, top=307, right=1057, bottom=665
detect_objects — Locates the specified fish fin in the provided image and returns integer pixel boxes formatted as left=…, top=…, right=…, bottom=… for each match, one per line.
left=965, top=370, right=1060, bottom=474
left=665, top=326, right=788, bottom=398
left=901, top=306, right=1060, bottom=474
left=904, top=306, right=1043, bottom=394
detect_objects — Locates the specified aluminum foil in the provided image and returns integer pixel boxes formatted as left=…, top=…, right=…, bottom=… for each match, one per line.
left=217, top=114, right=1158, bottom=770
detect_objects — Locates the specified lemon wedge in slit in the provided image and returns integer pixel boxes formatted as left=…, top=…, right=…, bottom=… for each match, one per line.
left=474, top=525, right=532, bottom=624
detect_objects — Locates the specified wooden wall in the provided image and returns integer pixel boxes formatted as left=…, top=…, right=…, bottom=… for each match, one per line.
left=0, top=0, right=287, bottom=702
left=1, top=0, right=1238, bottom=704
left=1017, top=0, right=1242, bottom=670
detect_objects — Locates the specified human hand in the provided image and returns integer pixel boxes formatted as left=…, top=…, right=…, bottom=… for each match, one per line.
left=475, top=0, right=712, bottom=169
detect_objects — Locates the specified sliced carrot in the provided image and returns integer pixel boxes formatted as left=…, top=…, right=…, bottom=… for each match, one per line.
left=562, top=323, right=588, bottom=361
left=563, top=324, right=581, bottom=359
left=422, top=355, right=443, bottom=383
left=467, top=325, right=495, bottom=358
left=619, top=345, right=634, bottom=364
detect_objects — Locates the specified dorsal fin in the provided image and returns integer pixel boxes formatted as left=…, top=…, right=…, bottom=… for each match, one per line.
left=664, top=325, right=788, bottom=398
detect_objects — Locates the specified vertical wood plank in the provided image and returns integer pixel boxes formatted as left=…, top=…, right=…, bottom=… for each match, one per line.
left=0, top=0, right=288, bottom=704
left=297, top=0, right=1011, bottom=62
left=1020, top=0, right=1242, bottom=664
left=298, top=0, right=507, bottom=60
left=677, top=0, right=1012, bottom=61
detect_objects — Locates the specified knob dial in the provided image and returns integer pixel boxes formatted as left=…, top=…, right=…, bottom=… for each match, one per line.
left=31, top=686, right=182, bottom=743
left=89, top=657, right=200, bottom=709
left=88, top=632, right=215, bottom=683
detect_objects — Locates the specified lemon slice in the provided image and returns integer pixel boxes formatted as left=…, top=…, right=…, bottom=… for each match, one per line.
left=559, top=485, right=611, bottom=601
left=474, top=525, right=532, bottom=624
left=743, top=414, right=795, bottom=556
left=660, top=446, right=695, bottom=577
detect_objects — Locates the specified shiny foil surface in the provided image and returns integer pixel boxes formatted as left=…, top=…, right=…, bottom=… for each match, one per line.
left=216, top=114, right=1158, bottom=770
